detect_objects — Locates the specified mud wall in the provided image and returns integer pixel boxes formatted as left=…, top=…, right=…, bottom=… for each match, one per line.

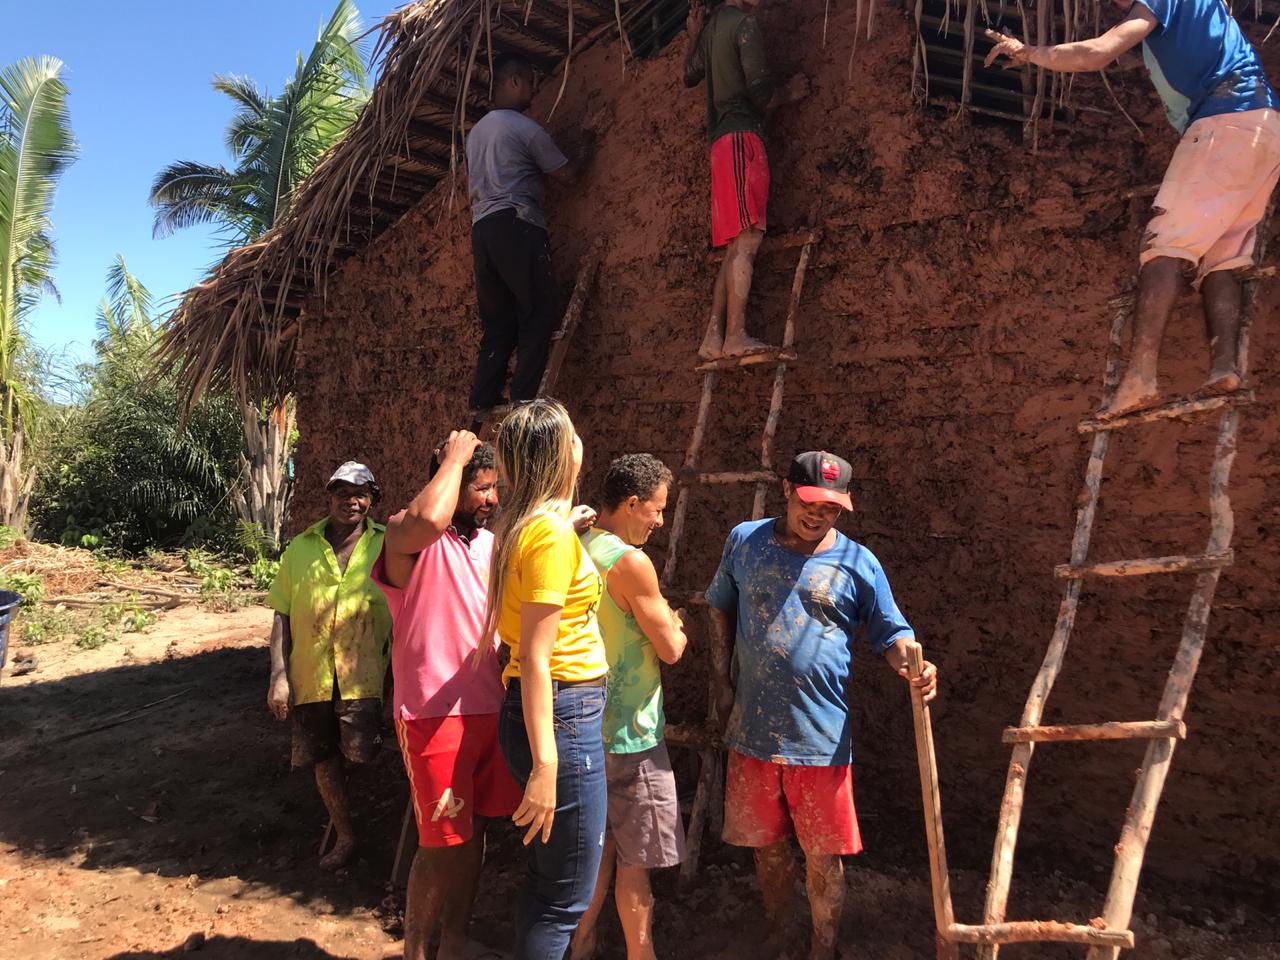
left=291, top=1, right=1280, bottom=901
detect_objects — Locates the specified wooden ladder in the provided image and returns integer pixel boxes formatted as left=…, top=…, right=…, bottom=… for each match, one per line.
left=386, top=244, right=603, bottom=887
left=660, top=228, right=819, bottom=886
left=906, top=251, right=1268, bottom=956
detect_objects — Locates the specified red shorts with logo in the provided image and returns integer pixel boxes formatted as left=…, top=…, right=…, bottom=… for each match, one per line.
left=722, top=750, right=864, bottom=855
left=395, top=713, right=523, bottom=847
left=710, top=131, right=770, bottom=249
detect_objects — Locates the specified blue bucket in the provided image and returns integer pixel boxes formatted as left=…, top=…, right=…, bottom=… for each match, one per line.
left=0, top=589, right=21, bottom=674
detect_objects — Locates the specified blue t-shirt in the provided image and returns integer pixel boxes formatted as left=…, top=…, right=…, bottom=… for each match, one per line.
left=704, top=519, right=913, bottom=766
left=1136, top=0, right=1279, bottom=132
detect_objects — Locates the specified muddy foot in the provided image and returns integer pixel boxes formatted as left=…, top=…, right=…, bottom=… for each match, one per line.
left=699, top=334, right=725, bottom=361
left=721, top=334, right=774, bottom=358
left=1096, top=375, right=1161, bottom=422
left=1199, top=370, right=1241, bottom=396
left=319, top=835, right=357, bottom=871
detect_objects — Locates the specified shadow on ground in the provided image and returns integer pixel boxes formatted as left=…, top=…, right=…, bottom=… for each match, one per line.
left=0, top=645, right=405, bottom=917
left=106, top=934, right=359, bottom=958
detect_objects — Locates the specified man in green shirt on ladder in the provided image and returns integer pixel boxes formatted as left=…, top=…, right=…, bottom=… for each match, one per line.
left=570, top=455, right=688, bottom=960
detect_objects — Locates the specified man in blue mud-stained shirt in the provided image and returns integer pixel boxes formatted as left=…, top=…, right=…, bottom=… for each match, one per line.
left=705, top=450, right=939, bottom=960
left=985, top=0, right=1280, bottom=421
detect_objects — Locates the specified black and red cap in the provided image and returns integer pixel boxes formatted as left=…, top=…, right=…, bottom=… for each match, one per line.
left=786, top=450, right=854, bottom=511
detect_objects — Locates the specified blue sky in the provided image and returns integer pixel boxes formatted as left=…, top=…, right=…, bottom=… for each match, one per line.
left=6, top=1, right=392, bottom=369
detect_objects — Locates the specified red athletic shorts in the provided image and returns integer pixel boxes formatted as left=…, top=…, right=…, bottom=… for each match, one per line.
left=710, top=131, right=770, bottom=248
left=722, top=750, right=864, bottom=855
left=395, top=713, right=522, bottom=847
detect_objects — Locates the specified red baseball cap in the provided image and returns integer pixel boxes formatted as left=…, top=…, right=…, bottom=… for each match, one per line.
left=786, top=451, right=854, bottom=511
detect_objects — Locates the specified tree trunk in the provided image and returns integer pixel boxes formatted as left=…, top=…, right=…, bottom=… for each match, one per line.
left=0, top=422, right=36, bottom=533
left=234, top=397, right=293, bottom=552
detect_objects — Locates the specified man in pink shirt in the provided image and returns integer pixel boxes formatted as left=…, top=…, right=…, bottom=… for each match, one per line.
left=375, top=430, right=520, bottom=960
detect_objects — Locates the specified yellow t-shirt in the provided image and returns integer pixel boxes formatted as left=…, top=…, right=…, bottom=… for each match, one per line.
left=499, top=512, right=608, bottom=684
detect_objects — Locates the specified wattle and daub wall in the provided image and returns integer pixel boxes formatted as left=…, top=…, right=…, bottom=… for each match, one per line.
left=290, top=0, right=1279, bottom=900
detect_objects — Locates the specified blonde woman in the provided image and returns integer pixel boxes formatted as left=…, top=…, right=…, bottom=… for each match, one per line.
left=483, top=399, right=608, bottom=960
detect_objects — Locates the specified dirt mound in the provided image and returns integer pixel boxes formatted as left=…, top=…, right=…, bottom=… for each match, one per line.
left=0, top=539, right=100, bottom=596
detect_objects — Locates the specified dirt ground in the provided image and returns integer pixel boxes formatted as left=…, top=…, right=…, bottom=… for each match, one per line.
left=1, top=602, right=1276, bottom=960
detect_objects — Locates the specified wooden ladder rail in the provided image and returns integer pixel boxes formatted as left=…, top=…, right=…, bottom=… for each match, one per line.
left=974, top=299, right=1131, bottom=957
left=660, top=230, right=818, bottom=887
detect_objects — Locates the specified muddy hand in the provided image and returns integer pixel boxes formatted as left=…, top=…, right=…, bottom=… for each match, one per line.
left=267, top=673, right=290, bottom=721
left=899, top=661, right=939, bottom=703
left=687, top=0, right=704, bottom=36
left=984, top=28, right=1027, bottom=68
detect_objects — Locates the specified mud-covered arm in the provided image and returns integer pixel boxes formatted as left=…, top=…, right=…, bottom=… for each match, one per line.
left=882, top=635, right=938, bottom=703
left=707, top=606, right=737, bottom=730
left=683, top=4, right=707, bottom=87
left=984, top=5, right=1155, bottom=73
left=737, top=15, right=774, bottom=112
left=267, top=612, right=292, bottom=720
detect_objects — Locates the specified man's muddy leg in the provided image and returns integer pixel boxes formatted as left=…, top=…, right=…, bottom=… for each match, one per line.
left=438, top=829, right=487, bottom=960
left=754, top=839, right=799, bottom=958
left=315, top=758, right=357, bottom=870
left=722, top=228, right=771, bottom=358
left=699, top=254, right=731, bottom=360
left=614, top=863, right=657, bottom=960
left=804, top=854, right=845, bottom=960
left=1201, top=269, right=1244, bottom=393
left=1100, top=256, right=1183, bottom=418
left=569, top=836, right=616, bottom=960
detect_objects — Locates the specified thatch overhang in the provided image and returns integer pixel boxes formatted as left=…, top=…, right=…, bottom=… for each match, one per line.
left=162, top=0, right=661, bottom=404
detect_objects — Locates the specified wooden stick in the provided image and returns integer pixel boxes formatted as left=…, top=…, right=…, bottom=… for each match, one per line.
left=679, top=746, right=717, bottom=890
left=390, top=798, right=417, bottom=889
left=705, top=228, right=816, bottom=263
left=688, top=470, right=778, bottom=486
left=661, top=372, right=717, bottom=589
left=54, top=688, right=192, bottom=743
left=1055, top=551, right=1232, bottom=579
left=1077, top=390, right=1254, bottom=434
left=694, top=349, right=796, bottom=372
left=978, top=302, right=1129, bottom=960
left=664, top=723, right=719, bottom=750
left=906, top=642, right=959, bottom=960
left=951, top=921, right=1133, bottom=948
left=1002, top=720, right=1185, bottom=744
left=538, top=245, right=601, bottom=396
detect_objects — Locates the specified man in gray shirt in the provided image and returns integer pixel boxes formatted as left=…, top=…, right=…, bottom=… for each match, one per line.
left=466, top=53, right=580, bottom=422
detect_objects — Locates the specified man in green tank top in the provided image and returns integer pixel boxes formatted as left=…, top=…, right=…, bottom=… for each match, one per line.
left=569, top=455, right=688, bottom=960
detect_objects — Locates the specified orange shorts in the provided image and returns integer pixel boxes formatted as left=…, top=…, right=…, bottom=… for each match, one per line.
left=722, top=750, right=864, bottom=855
left=1142, top=108, right=1280, bottom=285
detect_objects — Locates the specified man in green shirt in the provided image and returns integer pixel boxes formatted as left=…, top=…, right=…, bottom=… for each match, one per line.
left=683, top=0, right=806, bottom=361
left=266, top=461, right=392, bottom=871
left=569, top=455, right=687, bottom=960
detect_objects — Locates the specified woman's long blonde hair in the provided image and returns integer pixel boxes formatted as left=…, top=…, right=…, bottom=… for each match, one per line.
left=480, top=398, right=581, bottom=648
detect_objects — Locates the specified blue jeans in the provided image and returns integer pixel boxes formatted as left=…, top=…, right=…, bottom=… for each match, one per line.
left=499, top=679, right=607, bottom=960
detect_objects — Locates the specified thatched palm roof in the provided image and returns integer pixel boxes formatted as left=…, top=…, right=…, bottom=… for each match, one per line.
left=161, top=0, right=643, bottom=403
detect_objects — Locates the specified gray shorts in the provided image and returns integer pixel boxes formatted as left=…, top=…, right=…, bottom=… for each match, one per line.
left=605, top=742, right=686, bottom=869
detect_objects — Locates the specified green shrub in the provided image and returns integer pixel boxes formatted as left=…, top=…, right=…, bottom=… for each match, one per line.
left=75, top=624, right=117, bottom=650
left=0, top=525, right=19, bottom=550
left=19, top=606, right=79, bottom=645
left=0, top=572, right=45, bottom=608
left=122, top=607, right=157, bottom=633
left=249, top=556, right=279, bottom=591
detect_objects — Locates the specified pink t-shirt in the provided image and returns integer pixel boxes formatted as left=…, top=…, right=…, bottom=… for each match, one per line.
left=372, top=524, right=506, bottom=719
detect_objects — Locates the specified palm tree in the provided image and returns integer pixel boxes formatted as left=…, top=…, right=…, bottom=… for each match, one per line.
left=0, top=56, right=76, bottom=530
left=150, top=0, right=367, bottom=550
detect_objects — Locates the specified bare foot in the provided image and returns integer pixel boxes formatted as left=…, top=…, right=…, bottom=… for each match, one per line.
left=1096, top=373, right=1160, bottom=421
left=319, top=834, right=357, bottom=871
left=721, top=333, right=774, bottom=358
left=699, top=330, right=725, bottom=361
left=1199, top=369, right=1241, bottom=396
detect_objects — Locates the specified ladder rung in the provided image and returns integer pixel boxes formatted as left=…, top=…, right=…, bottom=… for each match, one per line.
left=706, top=228, right=817, bottom=263
left=1002, top=720, right=1186, bottom=744
left=1106, top=265, right=1275, bottom=307
left=695, top=348, right=796, bottom=372
left=687, top=470, right=777, bottom=485
left=947, top=921, right=1134, bottom=949
left=1077, top=389, right=1254, bottom=433
left=1054, top=551, right=1232, bottom=579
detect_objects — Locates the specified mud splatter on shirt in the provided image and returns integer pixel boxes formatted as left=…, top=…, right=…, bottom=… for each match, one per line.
left=705, top=519, right=912, bottom=766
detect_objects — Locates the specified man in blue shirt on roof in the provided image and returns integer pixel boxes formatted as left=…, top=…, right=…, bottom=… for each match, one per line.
left=705, top=450, right=938, bottom=960
left=986, top=0, right=1280, bottom=420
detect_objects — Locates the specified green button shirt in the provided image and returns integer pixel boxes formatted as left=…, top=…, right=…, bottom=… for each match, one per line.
left=267, top=518, right=391, bottom=706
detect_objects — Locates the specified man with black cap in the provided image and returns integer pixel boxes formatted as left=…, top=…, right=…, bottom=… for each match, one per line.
left=266, top=461, right=392, bottom=871
left=704, top=450, right=938, bottom=960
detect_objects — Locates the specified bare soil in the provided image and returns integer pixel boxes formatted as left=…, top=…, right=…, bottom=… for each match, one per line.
left=1, top=608, right=1276, bottom=959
